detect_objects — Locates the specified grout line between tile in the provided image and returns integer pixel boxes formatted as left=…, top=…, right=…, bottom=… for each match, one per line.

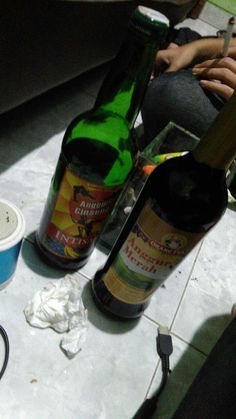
left=143, top=240, right=207, bottom=398
left=143, top=241, right=205, bottom=333
left=144, top=360, right=161, bottom=399
left=143, top=313, right=161, bottom=326
left=142, top=330, right=208, bottom=400
left=198, top=17, right=220, bottom=31
left=170, top=330, right=208, bottom=357
left=169, top=240, right=204, bottom=331
left=140, top=315, right=164, bottom=398
left=77, top=271, right=93, bottom=281
left=143, top=312, right=208, bottom=357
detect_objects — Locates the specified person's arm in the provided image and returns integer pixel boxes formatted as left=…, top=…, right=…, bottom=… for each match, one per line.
left=192, top=47, right=236, bottom=101
left=155, top=37, right=236, bottom=73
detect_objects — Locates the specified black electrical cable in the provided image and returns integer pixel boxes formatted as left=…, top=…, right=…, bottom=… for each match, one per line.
left=132, top=326, right=173, bottom=419
left=0, top=325, right=9, bottom=381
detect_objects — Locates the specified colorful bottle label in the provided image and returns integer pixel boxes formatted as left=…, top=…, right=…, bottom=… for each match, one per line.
left=42, top=168, right=120, bottom=260
left=102, top=200, right=204, bottom=304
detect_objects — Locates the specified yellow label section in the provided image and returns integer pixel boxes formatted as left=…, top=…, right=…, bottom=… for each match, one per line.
left=103, top=201, right=204, bottom=304
left=42, top=167, right=120, bottom=260
left=103, top=264, right=155, bottom=304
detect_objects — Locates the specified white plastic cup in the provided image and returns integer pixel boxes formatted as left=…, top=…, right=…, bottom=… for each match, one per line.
left=0, top=199, right=25, bottom=289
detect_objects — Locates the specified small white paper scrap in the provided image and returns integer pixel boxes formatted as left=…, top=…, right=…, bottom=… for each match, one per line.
left=24, top=274, right=88, bottom=358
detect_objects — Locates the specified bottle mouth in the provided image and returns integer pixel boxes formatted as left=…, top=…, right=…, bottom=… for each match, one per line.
left=136, top=6, right=170, bottom=27
left=129, top=6, right=169, bottom=43
left=129, top=6, right=169, bottom=41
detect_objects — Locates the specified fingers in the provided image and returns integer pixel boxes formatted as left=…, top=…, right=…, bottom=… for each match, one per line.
left=192, top=55, right=236, bottom=101
left=192, top=56, right=236, bottom=94
left=155, top=50, right=170, bottom=72
left=199, top=79, right=234, bottom=100
left=193, top=67, right=236, bottom=89
left=193, top=56, right=236, bottom=73
left=155, top=43, right=198, bottom=74
left=155, top=48, right=182, bottom=73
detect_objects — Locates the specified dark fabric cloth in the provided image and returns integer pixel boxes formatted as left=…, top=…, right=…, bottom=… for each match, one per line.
left=167, top=26, right=202, bottom=47
left=141, top=69, right=224, bottom=149
left=172, top=317, right=236, bottom=419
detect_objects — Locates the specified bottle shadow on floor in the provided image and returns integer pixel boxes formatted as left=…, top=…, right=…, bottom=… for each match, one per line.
left=21, top=232, right=68, bottom=279
left=82, top=281, right=141, bottom=335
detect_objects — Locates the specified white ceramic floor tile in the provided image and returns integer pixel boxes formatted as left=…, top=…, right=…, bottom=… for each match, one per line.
left=177, top=17, right=218, bottom=36
left=78, top=246, right=107, bottom=280
left=199, top=2, right=231, bottom=30
left=146, top=335, right=206, bottom=419
left=144, top=243, right=201, bottom=327
left=0, top=85, right=94, bottom=174
left=172, top=281, right=232, bottom=355
left=187, top=208, right=236, bottom=303
left=172, top=208, right=235, bottom=354
left=0, top=241, right=160, bottom=419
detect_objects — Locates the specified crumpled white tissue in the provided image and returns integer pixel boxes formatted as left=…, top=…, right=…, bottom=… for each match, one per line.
left=24, top=274, right=88, bottom=358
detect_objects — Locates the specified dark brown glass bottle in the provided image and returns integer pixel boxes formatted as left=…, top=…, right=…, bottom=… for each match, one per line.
left=91, top=91, right=236, bottom=319
left=35, top=6, right=169, bottom=270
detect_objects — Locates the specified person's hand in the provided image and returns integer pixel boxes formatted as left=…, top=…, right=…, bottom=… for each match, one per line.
left=192, top=47, right=236, bottom=101
left=154, top=42, right=199, bottom=74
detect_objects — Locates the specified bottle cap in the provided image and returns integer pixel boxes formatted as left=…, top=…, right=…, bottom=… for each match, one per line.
left=130, top=6, right=169, bottom=39
left=0, top=199, right=25, bottom=289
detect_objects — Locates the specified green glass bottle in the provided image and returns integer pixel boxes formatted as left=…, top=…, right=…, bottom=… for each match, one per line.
left=36, top=6, right=169, bottom=269
left=91, top=91, right=236, bottom=319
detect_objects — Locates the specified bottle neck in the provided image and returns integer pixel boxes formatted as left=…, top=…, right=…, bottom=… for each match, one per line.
left=94, top=30, right=165, bottom=128
left=192, top=92, right=236, bottom=171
